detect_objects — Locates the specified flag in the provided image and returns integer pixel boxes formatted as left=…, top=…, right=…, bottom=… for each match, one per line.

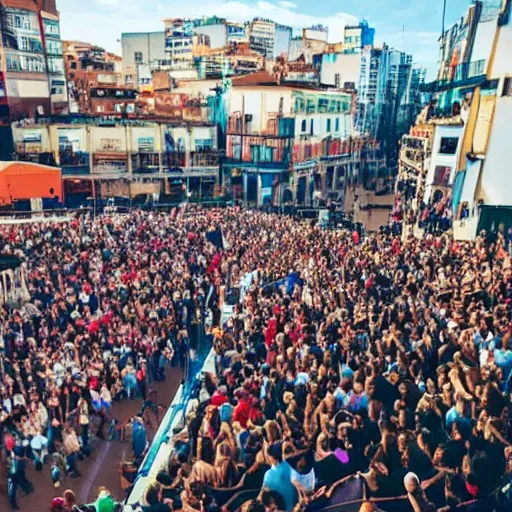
left=206, top=227, right=228, bottom=249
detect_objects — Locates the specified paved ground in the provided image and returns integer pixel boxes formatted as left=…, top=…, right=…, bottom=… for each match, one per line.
left=0, top=369, right=183, bottom=511
left=345, top=186, right=394, bottom=232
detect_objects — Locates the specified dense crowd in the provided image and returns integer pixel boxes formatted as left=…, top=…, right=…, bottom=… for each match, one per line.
left=1, top=208, right=512, bottom=512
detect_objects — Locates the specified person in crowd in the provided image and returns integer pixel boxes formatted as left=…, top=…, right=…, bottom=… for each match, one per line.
left=1, top=206, right=511, bottom=512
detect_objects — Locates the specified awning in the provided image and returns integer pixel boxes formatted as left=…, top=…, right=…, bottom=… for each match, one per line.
left=460, top=159, right=482, bottom=206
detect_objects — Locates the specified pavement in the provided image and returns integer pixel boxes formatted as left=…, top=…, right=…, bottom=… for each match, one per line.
left=344, top=186, right=394, bottom=232
left=0, top=368, right=183, bottom=511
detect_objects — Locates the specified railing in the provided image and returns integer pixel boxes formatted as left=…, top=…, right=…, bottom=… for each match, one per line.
left=131, top=152, right=160, bottom=174
left=469, top=59, right=486, bottom=78
left=13, top=152, right=57, bottom=166
left=190, top=151, right=219, bottom=167
left=162, top=151, right=186, bottom=169
left=92, top=152, right=128, bottom=174
left=226, top=135, right=291, bottom=167
left=59, top=151, right=90, bottom=175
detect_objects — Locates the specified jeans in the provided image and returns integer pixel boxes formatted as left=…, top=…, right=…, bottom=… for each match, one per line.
left=66, top=452, right=78, bottom=474
left=7, top=476, right=18, bottom=509
left=81, top=424, right=89, bottom=453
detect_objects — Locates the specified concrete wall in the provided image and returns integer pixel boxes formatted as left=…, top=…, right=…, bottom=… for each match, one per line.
left=121, top=32, right=166, bottom=72
left=91, top=126, right=128, bottom=152
left=294, top=113, right=352, bottom=138
left=470, top=19, right=497, bottom=75
left=479, top=96, right=512, bottom=206
left=275, top=25, right=292, bottom=58
left=490, top=15, right=512, bottom=78
left=228, top=88, right=293, bottom=131
left=193, top=24, right=227, bottom=49
left=424, top=124, right=463, bottom=201
left=320, top=53, right=361, bottom=88
left=131, top=126, right=160, bottom=152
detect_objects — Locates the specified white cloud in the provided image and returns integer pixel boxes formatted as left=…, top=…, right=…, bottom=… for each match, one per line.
left=158, top=1, right=357, bottom=41
left=279, top=1, right=297, bottom=8
left=95, top=0, right=122, bottom=5
left=60, top=0, right=358, bottom=54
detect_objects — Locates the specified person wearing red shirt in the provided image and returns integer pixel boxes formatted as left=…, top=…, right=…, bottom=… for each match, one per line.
left=232, top=390, right=252, bottom=428
left=210, top=386, right=228, bottom=407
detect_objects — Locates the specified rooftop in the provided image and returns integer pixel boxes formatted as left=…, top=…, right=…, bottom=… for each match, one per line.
left=230, top=71, right=353, bottom=93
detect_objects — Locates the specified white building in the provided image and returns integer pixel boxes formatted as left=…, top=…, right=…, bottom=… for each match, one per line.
left=452, top=2, right=512, bottom=240
left=423, top=123, right=464, bottom=203
left=320, top=52, right=361, bottom=89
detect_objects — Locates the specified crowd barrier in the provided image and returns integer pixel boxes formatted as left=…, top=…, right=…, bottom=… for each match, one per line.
left=126, top=341, right=216, bottom=505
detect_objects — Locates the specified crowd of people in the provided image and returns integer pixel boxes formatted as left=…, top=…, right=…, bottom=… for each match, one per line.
left=1, top=207, right=512, bottom=512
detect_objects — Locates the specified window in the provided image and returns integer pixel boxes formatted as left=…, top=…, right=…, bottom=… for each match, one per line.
left=44, top=19, right=60, bottom=37
left=326, top=119, right=331, bottom=132
left=195, top=139, right=213, bottom=151
left=439, top=137, right=459, bottom=155
left=48, top=57, right=64, bottom=73
left=135, top=51, right=143, bottom=65
left=433, top=166, right=451, bottom=186
left=47, top=40, right=63, bottom=56
left=14, top=15, right=22, bottom=28
left=503, top=77, right=512, bottom=97
left=301, top=119, right=306, bottom=133
left=310, top=119, right=314, bottom=135
left=318, top=98, right=328, bottom=113
left=335, top=118, right=340, bottom=132
left=19, top=36, right=29, bottom=51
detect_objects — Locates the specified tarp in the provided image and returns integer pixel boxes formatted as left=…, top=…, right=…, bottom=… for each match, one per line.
left=0, top=255, right=22, bottom=271
left=460, top=159, right=482, bottom=208
left=473, top=94, right=496, bottom=154
left=0, top=162, right=62, bottom=206
left=452, top=169, right=466, bottom=215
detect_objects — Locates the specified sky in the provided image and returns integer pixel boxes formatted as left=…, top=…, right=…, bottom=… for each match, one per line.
left=58, top=0, right=474, bottom=79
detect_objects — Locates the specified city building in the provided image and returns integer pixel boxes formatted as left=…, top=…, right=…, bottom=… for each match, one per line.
left=194, top=43, right=263, bottom=79
left=303, top=25, right=328, bottom=43
left=0, top=0, right=66, bottom=122
left=357, top=45, right=389, bottom=136
left=451, top=0, right=512, bottom=239
left=163, top=18, right=210, bottom=77
left=63, top=41, right=131, bottom=114
left=220, top=70, right=378, bottom=207
left=121, top=31, right=167, bottom=87
left=344, top=21, right=375, bottom=53
left=357, top=44, right=422, bottom=166
left=396, top=0, right=512, bottom=241
left=248, top=18, right=292, bottom=60
left=320, top=52, right=361, bottom=89
left=11, top=116, right=220, bottom=206
left=288, top=34, right=328, bottom=64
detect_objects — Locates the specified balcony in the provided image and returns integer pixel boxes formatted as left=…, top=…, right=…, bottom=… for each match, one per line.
left=227, top=113, right=294, bottom=138
left=226, top=135, right=291, bottom=168
left=190, top=151, right=219, bottom=167
left=92, top=152, right=128, bottom=174
left=400, top=148, right=425, bottom=172
left=13, top=152, right=57, bottom=167
left=423, top=59, right=487, bottom=93
left=59, top=151, right=90, bottom=175
left=132, top=152, right=160, bottom=174
left=162, top=151, right=186, bottom=170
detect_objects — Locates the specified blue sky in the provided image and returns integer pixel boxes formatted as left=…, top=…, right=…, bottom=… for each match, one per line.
left=58, top=0, right=473, bottom=79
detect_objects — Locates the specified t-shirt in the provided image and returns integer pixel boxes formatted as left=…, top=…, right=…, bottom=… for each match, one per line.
left=372, top=375, right=400, bottom=412
left=263, top=461, right=298, bottom=512
left=142, top=504, right=171, bottom=512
